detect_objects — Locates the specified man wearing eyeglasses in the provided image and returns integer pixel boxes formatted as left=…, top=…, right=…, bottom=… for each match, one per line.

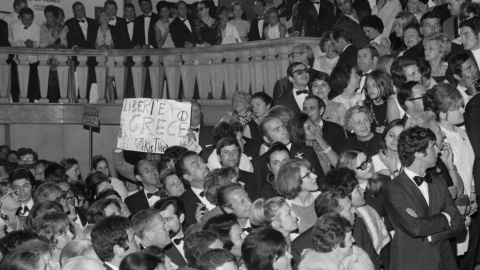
left=275, top=62, right=311, bottom=115
left=248, top=0, right=266, bottom=41
left=383, top=126, right=466, bottom=270
left=397, top=81, right=427, bottom=122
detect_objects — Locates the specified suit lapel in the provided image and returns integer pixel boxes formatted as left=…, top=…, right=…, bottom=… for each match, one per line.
left=74, top=21, right=87, bottom=44
left=306, top=2, right=319, bottom=24
left=399, top=173, right=430, bottom=215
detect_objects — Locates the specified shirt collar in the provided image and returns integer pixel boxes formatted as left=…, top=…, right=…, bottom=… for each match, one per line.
left=457, top=84, right=467, bottom=92
left=105, top=262, right=119, bottom=270
left=191, top=186, right=204, bottom=196
left=23, top=198, right=34, bottom=209
left=404, top=167, right=425, bottom=180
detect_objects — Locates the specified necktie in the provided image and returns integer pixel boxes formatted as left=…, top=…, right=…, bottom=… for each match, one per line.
left=242, top=227, right=252, bottom=233
left=191, top=127, right=200, bottom=132
left=146, top=190, right=162, bottom=199
left=296, top=90, right=308, bottom=95
left=126, top=20, right=133, bottom=24
left=23, top=205, right=29, bottom=215
left=173, top=237, right=184, bottom=245
left=413, top=175, right=432, bottom=186
left=78, top=19, right=85, bottom=23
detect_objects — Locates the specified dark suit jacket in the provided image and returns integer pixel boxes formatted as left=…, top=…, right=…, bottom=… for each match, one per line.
left=253, top=143, right=324, bottom=199
left=291, top=227, right=313, bottom=270
left=465, top=94, right=480, bottom=193
left=198, top=124, right=214, bottom=152
left=132, top=13, right=160, bottom=48
left=432, top=3, right=452, bottom=22
left=125, top=190, right=150, bottom=216
left=248, top=17, right=265, bottom=42
left=274, top=88, right=307, bottom=115
left=110, top=17, right=132, bottom=49
left=65, top=17, right=98, bottom=49
left=293, top=0, right=337, bottom=37
left=336, top=44, right=358, bottom=69
left=76, top=207, right=88, bottom=227
left=352, top=0, right=371, bottom=22
left=322, top=120, right=346, bottom=154
left=273, top=69, right=321, bottom=101
left=238, top=169, right=257, bottom=201
left=443, top=16, right=458, bottom=41
left=403, top=42, right=425, bottom=59
left=179, top=187, right=202, bottom=229
left=0, top=19, right=9, bottom=47
left=165, top=243, right=187, bottom=268
left=170, top=16, right=195, bottom=48
left=383, top=172, right=466, bottom=270
left=333, top=15, right=370, bottom=50
left=243, top=137, right=261, bottom=160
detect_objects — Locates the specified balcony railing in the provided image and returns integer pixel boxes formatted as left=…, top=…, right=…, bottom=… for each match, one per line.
left=0, top=37, right=320, bottom=105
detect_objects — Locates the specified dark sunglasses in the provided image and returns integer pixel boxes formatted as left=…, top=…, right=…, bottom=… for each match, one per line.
left=356, top=158, right=372, bottom=170
left=293, top=68, right=310, bottom=76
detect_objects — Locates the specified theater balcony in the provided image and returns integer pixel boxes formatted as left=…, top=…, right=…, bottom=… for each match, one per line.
left=0, top=37, right=319, bottom=171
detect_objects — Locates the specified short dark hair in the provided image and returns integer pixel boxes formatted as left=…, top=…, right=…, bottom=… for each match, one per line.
left=125, top=3, right=135, bottom=10
left=448, top=52, right=470, bottom=81
left=33, top=182, right=62, bottom=203
left=311, top=213, right=353, bottom=252
left=287, top=62, right=306, bottom=77
left=44, top=5, right=59, bottom=18
left=212, top=122, right=237, bottom=145
left=13, top=0, right=27, bottom=10
left=9, top=167, right=35, bottom=186
left=44, top=163, right=66, bottom=183
left=156, top=1, right=169, bottom=13
left=314, top=191, right=345, bottom=217
left=266, top=142, right=291, bottom=163
left=242, top=227, right=288, bottom=270
left=138, top=0, right=152, bottom=5
left=397, top=81, right=420, bottom=110
left=332, top=28, right=352, bottom=43
left=398, top=126, right=436, bottom=167
left=72, top=1, right=84, bottom=11
left=84, top=171, right=110, bottom=200
left=320, top=168, right=358, bottom=199
left=420, top=11, right=441, bottom=26
left=161, top=146, right=188, bottom=168
left=330, top=64, right=355, bottom=98
left=216, top=137, right=241, bottom=156
left=87, top=198, right=121, bottom=224
left=153, top=196, right=186, bottom=218
left=390, top=56, right=419, bottom=88
left=120, top=252, right=162, bottom=270
left=96, top=188, right=121, bottom=201
left=287, top=113, right=310, bottom=145
left=216, top=5, right=229, bottom=18
left=460, top=17, right=480, bottom=36
left=404, top=22, right=422, bottom=37
left=0, top=230, right=39, bottom=258
left=17, top=148, right=37, bottom=161
left=92, top=155, right=109, bottom=172
left=202, top=214, right=238, bottom=251
left=251, top=92, right=273, bottom=108
left=91, top=216, right=132, bottom=262
left=104, top=0, right=118, bottom=9
left=175, top=151, right=198, bottom=180
left=19, top=7, right=33, bottom=17
left=0, top=247, right=42, bottom=270
left=184, top=230, right=220, bottom=268
left=360, top=15, right=384, bottom=33
left=198, top=249, right=238, bottom=270
left=359, top=45, right=379, bottom=58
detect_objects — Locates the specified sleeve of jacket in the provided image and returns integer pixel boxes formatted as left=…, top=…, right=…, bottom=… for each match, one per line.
left=465, top=95, right=480, bottom=192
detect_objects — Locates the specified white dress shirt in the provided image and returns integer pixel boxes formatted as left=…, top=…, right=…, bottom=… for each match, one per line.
left=178, top=16, right=192, bottom=32
left=172, top=232, right=186, bottom=259
left=190, top=125, right=200, bottom=142
left=456, top=84, right=471, bottom=105
left=76, top=18, right=88, bottom=40
left=9, top=20, right=40, bottom=63
left=144, top=188, right=161, bottom=207
left=144, top=13, right=152, bottom=45
left=293, top=86, right=309, bottom=110
left=108, top=17, right=117, bottom=26
left=314, top=2, right=320, bottom=14
left=258, top=17, right=264, bottom=38
left=126, top=19, right=134, bottom=40
left=191, top=186, right=215, bottom=210
left=19, top=198, right=34, bottom=217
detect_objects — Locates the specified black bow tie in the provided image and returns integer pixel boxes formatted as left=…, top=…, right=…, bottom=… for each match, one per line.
left=109, top=17, right=115, bottom=21
left=413, top=175, right=432, bottom=186
left=182, top=18, right=188, bottom=22
left=173, top=237, right=184, bottom=245
left=199, top=191, right=205, bottom=198
left=296, top=90, right=308, bottom=95
left=191, top=127, right=200, bottom=132
left=78, top=19, right=85, bottom=23
left=146, top=190, right=162, bottom=199
left=242, top=227, right=252, bottom=233
left=24, top=26, right=28, bottom=30
left=126, top=20, right=133, bottom=24
left=145, top=14, right=151, bottom=18
left=258, top=17, right=264, bottom=20
left=313, top=1, right=320, bottom=4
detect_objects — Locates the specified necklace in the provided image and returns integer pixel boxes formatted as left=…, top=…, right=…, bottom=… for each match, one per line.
left=357, top=134, right=373, bottom=152
left=368, top=101, right=387, bottom=127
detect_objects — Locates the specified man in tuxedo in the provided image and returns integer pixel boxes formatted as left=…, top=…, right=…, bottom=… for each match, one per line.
left=105, top=0, right=131, bottom=49
left=125, top=160, right=161, bottom=215
left=460, top=18, right=480, bottom=67
left=444, top=0, right=466, bottom=40
left=275, top=62, right=311, bottom=115
left=154, top=197, right=188, bottom=268
left=253, top=116, right=324, bottom=198
left=292, top=0, right=337, bottom=38
left=273, top=44, right=318, bottom=100
left=397, top=81, right=426, bottom=122
left=132, top=0, right=159, bottom=48
left=216, top=137, right=257, bottom=200
left=132, top=209, right=172, bottom=249
left=333, top=0, right=369, bottom=50
left=2, top=0, right=27, bottom=26
left=65, top=2, right=97, bottom=49
left=291, top=190, right=356, bottom=269
left=383, top=126, right=466, bottom=270
left=357, top=46, right=378, bottom=91
left=0, top=19, right=9, bottom=47
left=331, top=28, right=359, bottom=69
left=303, top=95, right=346, bottom=154
left=188, top=101, right=214, bottom=152
left=9, top=168, right=35, bottom=217
left=170, top=1, right=195, bottom=48
left=176, top=151, right=214, bottom=229
left=248, top=0, right=266, bottom=41
left=124, top=3, right=136, bottom=43
left=91, top=216, right=140, bottom=270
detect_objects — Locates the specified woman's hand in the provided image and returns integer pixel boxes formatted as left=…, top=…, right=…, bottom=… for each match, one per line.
left=406, top=208, right=418, bottom=218
left=440, top=142, right=454, bottom=168
left=379, top=150, right=397, bottom=173
left=448, top=186, right=458, bottom=199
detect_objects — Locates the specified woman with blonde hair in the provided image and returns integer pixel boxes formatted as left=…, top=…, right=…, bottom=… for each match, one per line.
left=423, top=33, right=451, bottom=81
left=59, top=239, right=100, bottom=267
left=250, top=197, right=299, bottom=241
left=275, top=159, right=320, bottom=233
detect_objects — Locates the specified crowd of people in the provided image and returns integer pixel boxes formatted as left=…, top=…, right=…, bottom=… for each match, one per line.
left=1, top=0, right=480, bottom=269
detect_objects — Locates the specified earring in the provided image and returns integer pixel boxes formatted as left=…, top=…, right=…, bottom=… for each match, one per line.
left=351, top=130, right=354, bottom=133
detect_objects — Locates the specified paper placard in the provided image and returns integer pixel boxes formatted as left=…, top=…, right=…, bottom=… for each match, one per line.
left=117, top=98, right=201, bottom=154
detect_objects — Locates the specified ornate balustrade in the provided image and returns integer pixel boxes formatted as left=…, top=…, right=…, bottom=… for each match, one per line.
left=0, top=37, right=320, bottom=106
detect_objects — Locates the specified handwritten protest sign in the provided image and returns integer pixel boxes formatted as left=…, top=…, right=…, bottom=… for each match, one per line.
left=117, top=98, right=202, bottom=154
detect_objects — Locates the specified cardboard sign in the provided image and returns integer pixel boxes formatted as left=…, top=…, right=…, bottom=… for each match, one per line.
left=117, top=98, right=201, bottom=154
